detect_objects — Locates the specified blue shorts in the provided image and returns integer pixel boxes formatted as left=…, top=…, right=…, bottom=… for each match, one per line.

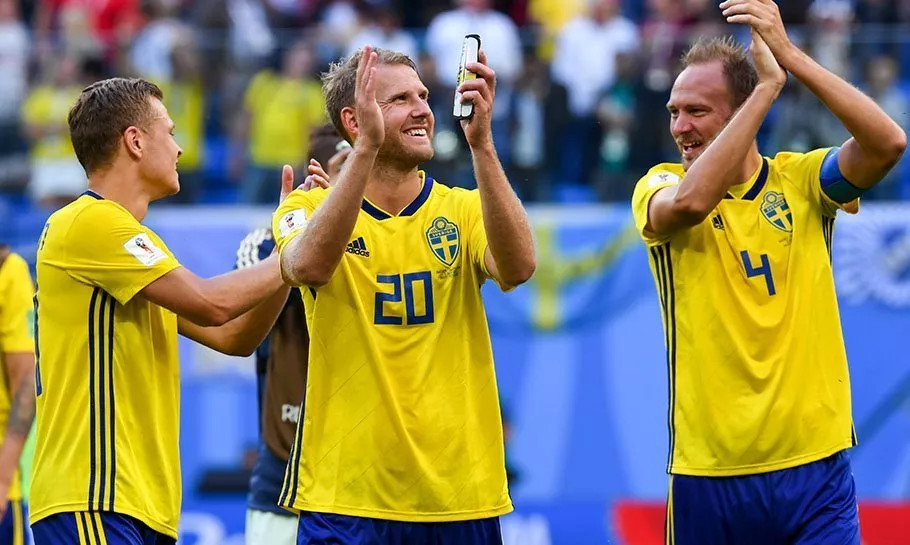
left=0, top=500, right=29, bottom=545
left=297, top=512, right=503, bottom=545
left=31, top=512, right=174, bottom=545
left=666, top=450, right=860, bottom=545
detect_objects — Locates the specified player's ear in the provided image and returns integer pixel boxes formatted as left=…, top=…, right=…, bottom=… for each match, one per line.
left=123, top=126, right=143, bottom=160
left=339, top=106, right=358, bottom=143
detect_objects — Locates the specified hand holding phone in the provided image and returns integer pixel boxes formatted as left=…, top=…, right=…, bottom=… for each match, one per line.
left=453, top=34, right=481, bottom=119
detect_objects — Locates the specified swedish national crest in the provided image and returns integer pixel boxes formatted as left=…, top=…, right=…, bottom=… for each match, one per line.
left=760, top=191, right=793, bottom=233
left=426, top=217, right=460, bottom=267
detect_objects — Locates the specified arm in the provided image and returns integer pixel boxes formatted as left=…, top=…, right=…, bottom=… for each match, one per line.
left=647, top=83, right=781, bottom=236
left=177, top=285, right=289, bottom=356
left=459, top=50, right=536, bottom=287
left=722, top=0, right=907, bottom=187
left=281, top=147, right=374, bottom=287
left=141, top=254, right=285, bottom=327
left=778, top=47, right=906, bottom=188
left=472, top=144, right=536, bottom=287
left=0, top=353, right=35, bottom=507
left=281, top=47, right=385, bottom=287
left=178, top=228, right=291, bottom=356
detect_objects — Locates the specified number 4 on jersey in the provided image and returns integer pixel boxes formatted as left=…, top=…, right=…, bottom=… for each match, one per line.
left=740, top=250, right=776, bottom=296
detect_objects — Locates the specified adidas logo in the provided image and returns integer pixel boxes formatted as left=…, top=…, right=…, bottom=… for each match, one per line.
left=346, top=236, right=370, bottom=257
left=711, top=214, right=725, bottom=231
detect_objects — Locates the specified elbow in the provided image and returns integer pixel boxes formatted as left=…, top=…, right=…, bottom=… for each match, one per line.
left=887, top=128, right=908, bottom=163
left=223, top=341, right=258, bottom=358
left=285, top=260, right=331, bottom=288
left=281, top=247, right=332, bottom=288
left=502, top=257, right=537, bottom=287
left=671, top=198, right=712, bottom=228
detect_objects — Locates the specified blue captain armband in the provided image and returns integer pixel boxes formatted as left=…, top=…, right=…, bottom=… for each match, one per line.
left=819, top=148, right=864, bottom=203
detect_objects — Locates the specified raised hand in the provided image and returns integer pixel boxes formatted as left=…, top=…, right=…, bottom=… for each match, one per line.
left=279, top=164, right=295, bottom=203
left=750, top=29, right=787, bottom=94
left=301, top=159, right=331, bottom=191
left=326, top=146, right=351, bottom=178
left=457, top=49, right=497, bottom=150
left=353, top=46, right=385, bottom=151
left=720, top=0, right=794, bottom=64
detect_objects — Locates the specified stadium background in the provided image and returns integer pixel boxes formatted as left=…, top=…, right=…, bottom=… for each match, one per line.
left=2, top=0, right=910, bottom=543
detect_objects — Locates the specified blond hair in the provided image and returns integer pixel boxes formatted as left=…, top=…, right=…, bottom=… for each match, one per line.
left=322, top=49, right=419, bottom=143
left=682, top=36, right=759, bottom=109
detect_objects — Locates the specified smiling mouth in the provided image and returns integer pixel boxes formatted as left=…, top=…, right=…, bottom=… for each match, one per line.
left=680, top=142, right=704, bottom=156
left=405, top=128, right=428, bottom=138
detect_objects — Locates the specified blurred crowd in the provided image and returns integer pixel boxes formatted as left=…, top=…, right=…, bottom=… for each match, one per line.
left=1, top=0, right=909, bottom=209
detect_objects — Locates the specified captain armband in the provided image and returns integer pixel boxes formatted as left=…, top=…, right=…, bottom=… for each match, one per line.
left=819, top=148, right=864, bottom=203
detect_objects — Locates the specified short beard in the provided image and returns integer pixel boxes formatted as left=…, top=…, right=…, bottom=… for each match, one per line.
left=377, top=142, right=435, bottom=170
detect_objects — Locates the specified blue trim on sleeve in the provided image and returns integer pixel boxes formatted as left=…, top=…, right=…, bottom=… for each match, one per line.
left=820, top=148, right=864, bottom=203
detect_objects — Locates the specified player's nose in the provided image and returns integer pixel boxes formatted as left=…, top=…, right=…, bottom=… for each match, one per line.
left=671, top=114, right=694, bottom=137
left=412, top=97, right=432, bottom=118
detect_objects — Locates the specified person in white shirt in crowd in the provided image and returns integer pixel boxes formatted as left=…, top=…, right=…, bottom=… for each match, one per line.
left=425, top=0, right=523, bottom=184
left=347, top=6, right=418, bottom=62
left=550, top=0, right=639, bottom=187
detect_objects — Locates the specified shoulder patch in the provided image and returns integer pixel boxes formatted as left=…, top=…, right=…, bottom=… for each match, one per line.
left=648, top=171, right=680, bottom=188
left=124, top=234, right=168, bottom=266
left=278, top=209, right=307, bottom=238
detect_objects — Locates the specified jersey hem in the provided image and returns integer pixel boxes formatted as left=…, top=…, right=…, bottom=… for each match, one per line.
left=668, top=441, right=854, bottom=477
left=29, top=504, right=179, bottom=539
left=247, top=505, right=296, bottom=518
left=283, top=501, right=514, bottom=522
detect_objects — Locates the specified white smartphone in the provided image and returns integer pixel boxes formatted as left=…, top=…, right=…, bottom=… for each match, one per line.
left=453, top=34, right=481, bottom=119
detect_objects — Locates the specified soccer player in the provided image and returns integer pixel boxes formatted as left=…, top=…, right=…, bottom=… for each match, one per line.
left=0, top=244, right=37, bottom=544
left=241, top=125, right=348, bottom=545
left=273, top=46, right=536, bottom=543
left=29, top=78, right=292, bottom=545
left=631, top=10, right=906, bottom=545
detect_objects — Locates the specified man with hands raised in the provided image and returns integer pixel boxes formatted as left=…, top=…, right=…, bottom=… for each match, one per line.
left=273, top=45, right=535, bottom=544
left=631, top=8, right=905, bottom=544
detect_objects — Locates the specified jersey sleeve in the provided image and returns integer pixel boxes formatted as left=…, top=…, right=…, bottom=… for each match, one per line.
left=62, top=203, right=181, bottom=305
left=0, top=254, right=35, bottom=354
left=271, top=188, right=321, bottom=255
left=631, top=167, right=682, bottom=247
left=777, top=148, right=860, bottom=218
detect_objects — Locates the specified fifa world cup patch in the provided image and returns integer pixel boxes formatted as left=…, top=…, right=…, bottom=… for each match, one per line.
left=124, top=234, right=168, bottom=266
left=278, top=209, right=307, bottom=238
left=648, top=171, right=680, bottom=188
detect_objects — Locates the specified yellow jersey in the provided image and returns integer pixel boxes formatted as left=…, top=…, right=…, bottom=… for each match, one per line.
left=631, top=148, right=857, bottom=477
left=21, top=86, right=82, bottom=161
left=157, top=80, right=204, bottom=171
left=244, top=71, right=326, bottom=167
left=31, top=191, right=183, bottom=537
left=272, top=173, right=513, bottom=522
left=0, top=252, right=35, bottom=501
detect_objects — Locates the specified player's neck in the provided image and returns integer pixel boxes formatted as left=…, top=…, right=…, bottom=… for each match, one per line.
left=735, top=146, right=763, bottom=186
left=87, top=170, right=152, bottom=222
left=364, top=165, right=423, bottom=216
